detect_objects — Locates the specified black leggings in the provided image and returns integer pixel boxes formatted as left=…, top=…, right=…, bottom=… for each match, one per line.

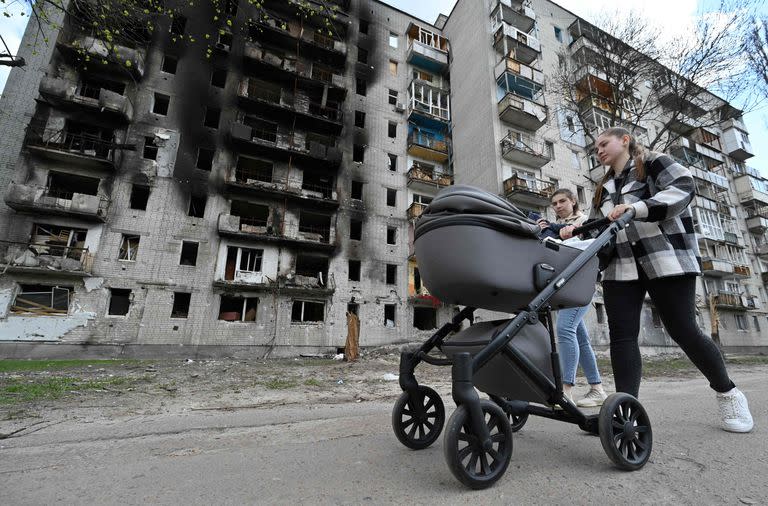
left=602, top=272, right=734, bottom=398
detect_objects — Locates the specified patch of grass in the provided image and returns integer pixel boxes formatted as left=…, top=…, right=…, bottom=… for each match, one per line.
left=0, top=376, right=131, bottom=405
left=724, top=355, right=768, bottom=366
left=0, top=359, right=144, bottom=373
left=262, top=378, right=297, bottom=390
left=303, top=378, right=322, bottom=387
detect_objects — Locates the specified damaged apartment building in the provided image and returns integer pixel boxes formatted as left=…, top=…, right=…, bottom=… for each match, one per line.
left=0, top=0, right=765, bottom=356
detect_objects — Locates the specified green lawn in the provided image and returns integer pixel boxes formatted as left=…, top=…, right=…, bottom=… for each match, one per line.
left=0, top=359, right=145, bottom=373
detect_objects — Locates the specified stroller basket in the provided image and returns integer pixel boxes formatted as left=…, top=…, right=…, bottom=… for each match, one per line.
left=414, top=185, right=598, bottom=312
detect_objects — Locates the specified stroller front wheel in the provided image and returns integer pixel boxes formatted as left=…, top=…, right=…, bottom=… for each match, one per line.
left=444, top=400, right=513, bottom=489
left=392, top=386, right=445, bottom=450
left=598, top=393, right=653, bottom=470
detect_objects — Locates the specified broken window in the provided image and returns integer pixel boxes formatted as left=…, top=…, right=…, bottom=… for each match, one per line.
left=171, top=292, right=191, bottom=318
left=63, top=121, right=113, bottom=157
left=386, top=264, right=397, bottom=284
left=386, top=188, right=397, bottom=207
left=246, top=117, right=277, bottom=143
left=219, top=296, right=258, bottom=322
left=388, top=89, right=398, bottom=105
left=413, top=307, right=437, bottom=330
left=298, top=212, right=331, bottom=242
left=170, top=15, right=186, bottom=35
left=188, top=195, right=207, bottom=218
left=388, top=154, right=397, bottom=172
left=196, top=147, right=215, bottom=171
left=231, top=200, right=270, bottom=229
left=351, top=181, right=363, bottom=200
left=161, top=54, right=178, bottom=74
left=348, top=260, right=361, bottom=282
left=46, top=171, right=99, bottom=199
left=152, top=93, right=170, bottom=115
left=236, top=157, right=273, bottom=183
left=78, top=76, right=125, bottom=98
left=295, top=254, right=329, bottom=283
left=357, top=46, right=368, bottom=64
left=30, top=224, right=88, bottom=261
left=359, top=19, right=369, bottom=34
left=143, top=136, right=158, bottom=160
left=354, top=110, right=366, bottom=128
left=130, top=185, right=150, bottom=210
left=204, top=107, right=221, bottom=129
left=12, top=284, right=71, bottom=315
left=119, top=234, right=140, bottom=261
left=179, top=241, right=199, bottom=266
left=387, top=227, right=397, bottom=245
left=356, top=77, right=367, bottom=96
left=388, top=121, right=397, bottom=138
left=302, top=172, right=334, bottom=199
left=384, top=304, right=396, bottom=326
left=291, top=300, right=325, bottom=323
left=108, top=288, right=131, bottom=316
left=350, top=219, right=362, bottom=240
left=239, top=248, right=263, bottom=272
left=211, top=68, right=227, bottom=88
left=353, top=144, right=365, bottom=163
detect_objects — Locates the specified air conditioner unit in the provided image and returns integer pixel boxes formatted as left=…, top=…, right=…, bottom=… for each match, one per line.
left=394, top=102, right=405, bottom=113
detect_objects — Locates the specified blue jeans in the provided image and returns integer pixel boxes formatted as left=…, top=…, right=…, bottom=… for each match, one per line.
left=556, top=304, right=602, bottom=386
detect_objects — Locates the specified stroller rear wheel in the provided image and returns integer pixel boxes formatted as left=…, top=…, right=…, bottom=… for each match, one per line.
left=392, top=386, right=445, bottom=450
left=598, top=393, right=652, bottom=470
left=444, top=400, right=513, bottom=489
left=508, top=412, right=529, bottom=433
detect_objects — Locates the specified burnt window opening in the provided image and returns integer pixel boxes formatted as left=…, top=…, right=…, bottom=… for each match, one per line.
left=388, top=154, right=397, bottom=172
left=351, top=180, right=364, bottom=200
left=353, top=144, right=364, bottom=163
left=30, top=224, right=87, bottom=259
left=348, top=259, right=361, bottom=281
left=225, top=0, right=238, bottom=15
left=108, top=288, right=131, bottom=316
left=63, top=121, right=113, bottom=155
left=171, top=292, right=191, bottom=318
left=218, top=31, right=233, bottom=50
left=188, top=195, right=207, bottom=218
left=354, top=110, right=366, bottom=128
left=118, top=235, right=140, bottom=261
left=230, top=200, right=270, bottom=229
left=414, top=267, right=422, bottom=292
left=386, top=264, right=397, bottom=285
left=387, top=227, right=397, bottom=245
left=347, top=302, right=359, bottom=316
left=350, top=219, right=362, bottom=240
left=161, top=54, right=178, bottom=74
left=130, top=184, right=150, bottom=210
left=359, top=19, right=369, bottom=34
left=196, top=147, right=215, bottom=171
left=179, top=241, right=199, bottom=266
left=295, top=254, right=329, bottom=282
left=204, top=107, right=221, bottom=129
left=298, top=211, right=331, bottom=241
left=152, top=93, right=170, bottom=115
left=302, top=172, right=334, bottom=199
left=386, top=188, right=397, bottom=207
left=355, top=77, right=367, bottom=96
left=211, top=68, right=227, bottom=88
left=219, top=296, right=258, bottom=322
left=291, top=300, right=325, bottom=323
left=78, top=76, right=125, bottom=98
left=170, top=15, right=186, bottom=35
left=12, top=284, right=71, bottom=314
left=388, top=121, right=397, bottom=138
left=245, top=117, right=278, bottom=143
left=384, top=304, right=396, bottom=326
left=413, top=307, right=437, bottom=330
left=46, top=171, right=99, bottom=199
left=143, top=136, right=158, bottom=160
left=236, top=157, right=273, bottom=183
left=388, top=89, right=398, bottom=105
left=357, top=46, right=368, bottom=64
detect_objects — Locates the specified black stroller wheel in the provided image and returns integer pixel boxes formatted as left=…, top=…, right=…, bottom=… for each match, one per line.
left=598, top=393, right=652, bottom=471
left=392, top=386, right=445, bottom=450
left=508, top=412, right=528, bottom=433
left=444, top=400, right=512, bottom=489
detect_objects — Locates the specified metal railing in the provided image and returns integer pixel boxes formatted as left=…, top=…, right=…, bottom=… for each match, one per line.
left=407, top=132, right=450, bottom=153
left=233, top=168, right=335, bottom=200
left=0, top=240, right=93, bottom=273
left=503, top=174, right=555, bottom=197
left=407, top=165, right=453, bottom=186
left=500, top=132, right=550, bottom=159
left=26, top=127, right=115, bottom=162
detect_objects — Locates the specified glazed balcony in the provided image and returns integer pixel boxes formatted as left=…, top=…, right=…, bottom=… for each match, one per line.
left=226, top=168, right=339, bottom=209
left=500, top=132, right=551, bottom=168
left=39, top=76, right=133, bottom=123
left=503, top=175, right=555, bottom=207
left=745, top=206, right=768, bottom=233
left=0, top=240, right=94, bottom=276
left=721, top=119, right=754, bottom=161
left=230, top=123, right=342, bottom=169
left=217, top=214, right=336, bottom=251
left=5, top=183, right=109, bottom=222
left=492, top=22, right=541, bottom=65
left=24, top=128, right=116, bottom=170
left=406, top=164, right=453, bottom=192
left=497, top=91, right=547, bottom=131
left=57, top=36, right=145, bottom=79
left=407, top=132, right=450, bottom=163
left=492, top=0, right=536, bottom=33
left=407, top=80, right=451, bottom=126
left=733, top=174, right=768, bottom=207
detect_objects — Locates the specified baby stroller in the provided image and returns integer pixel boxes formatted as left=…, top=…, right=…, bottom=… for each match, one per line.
left=392, top=185, right=652, bottom=489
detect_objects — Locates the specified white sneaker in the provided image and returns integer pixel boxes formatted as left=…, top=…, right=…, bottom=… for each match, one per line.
left=716, top=388, right=754, bottom=433
left=577, top=388, right=607, bottom=408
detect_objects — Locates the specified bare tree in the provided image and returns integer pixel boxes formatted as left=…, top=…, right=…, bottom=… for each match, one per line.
left=747, top=16, right=768, bottom=99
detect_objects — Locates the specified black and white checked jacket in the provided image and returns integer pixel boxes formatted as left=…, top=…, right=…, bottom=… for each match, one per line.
left=587, top=152, right=702, bottom=281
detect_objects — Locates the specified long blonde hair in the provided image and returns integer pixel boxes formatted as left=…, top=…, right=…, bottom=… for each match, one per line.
left=592, top=127, right=646, bottom=210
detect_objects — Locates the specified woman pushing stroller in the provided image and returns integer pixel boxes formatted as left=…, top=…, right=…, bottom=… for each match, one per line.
left=561, top=127, right=754, bottom=433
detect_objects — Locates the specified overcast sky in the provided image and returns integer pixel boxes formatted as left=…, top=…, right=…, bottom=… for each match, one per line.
left=0, top=0, right=765, bottom=171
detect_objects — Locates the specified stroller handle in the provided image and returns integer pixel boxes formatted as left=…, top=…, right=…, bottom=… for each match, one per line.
left=571, top=208, right=635, bottom=237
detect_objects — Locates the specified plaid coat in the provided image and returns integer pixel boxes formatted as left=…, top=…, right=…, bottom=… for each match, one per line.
left=587, top=152, right=701, bottom=281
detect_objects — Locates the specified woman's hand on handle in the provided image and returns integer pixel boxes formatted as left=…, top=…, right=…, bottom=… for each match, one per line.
left=608, top=204, right=633, bottom=222
left=559, top=225, right=575, bottom=240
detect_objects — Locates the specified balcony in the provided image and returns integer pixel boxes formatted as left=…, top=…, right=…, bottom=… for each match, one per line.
left=407, top=132, right=450, bottom=163
left=250, top=17, right=347, bottom=66
left=503, top=175, right=555, bottom=207
left=226, top=168, right=339, bottom=209
left=497, top=92, right=547, bottom=131
left=701, top=258, right=734, bottom=277
left=39, top=76, right=133, bottom=123
left=746, top=207, right=768, bottom=233
left=5, top=183, right=109, bottom=222
left=755, top=243, right=768, bottom=259
left=58, top=36, right=145, bottom=79
left=406, top=164, right=453, bottom=192
left=734, top=174, right=768, bottom=207
left=243, top=42, right=346, bottom=98
left=714, top=290, right=746, bottom=310
left=24, top=128, right=116, bottom=170
left=734, top=263, right=751, bottom=278
left=407, top=202, right=428, bottom=220
left=217, top=214, right=336, bottom=251
left=744, top=295, right=761, bottom=310
left=492, top=0, right=536, bottom=33
left=407, top=80, right=451, bottom=127
left=493, top=22, right=541, bottom=65
left=237, top=80, right=344, bottom=134
left=406, top=24, right=449, bottom=74
left=230, top=123, right=342, bottom=169
left=494, top=57, right=544, bottom=89
left=721, top=120, right=754, bottom=161
left=214, top=274, right=335, bottom=297
left=0, top=240, right=93, bottom=276
left=500, top=132, right=551, bottom=168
